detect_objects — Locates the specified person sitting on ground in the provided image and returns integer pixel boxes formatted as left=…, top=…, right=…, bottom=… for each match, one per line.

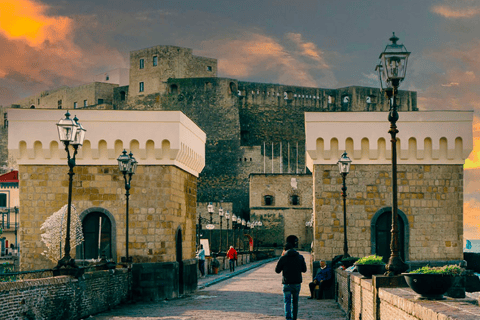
left=227, top=246, right=238, bottom=272
left=308, top=260, right=332, bottom=299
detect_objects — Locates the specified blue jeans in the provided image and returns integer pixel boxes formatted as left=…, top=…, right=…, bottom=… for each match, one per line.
left=199, top=259, right=205, bottom=276
left=229, top=259, right=235, bottom=272
left=283, top=284, right=301, bottom=320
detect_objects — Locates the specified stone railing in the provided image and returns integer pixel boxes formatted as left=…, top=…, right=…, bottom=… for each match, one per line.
left=0, top=268, right=129, bottom=320
left=336, top=269, right=480, bottom=320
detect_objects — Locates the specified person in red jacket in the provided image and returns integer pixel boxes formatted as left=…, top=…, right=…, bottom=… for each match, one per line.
left=227, top=246, right=238, bottom=272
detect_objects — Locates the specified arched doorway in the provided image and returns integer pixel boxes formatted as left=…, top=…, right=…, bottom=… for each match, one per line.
left=76, top=207, right=117, bottom=262
left=371, top=207, right=409, bottom=263
left=176, top=227, right=184, bottom=295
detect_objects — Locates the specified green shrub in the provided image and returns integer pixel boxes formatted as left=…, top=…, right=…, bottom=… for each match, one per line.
left=355, top=255, right=385, bottom=265
left=409, top=265, right=461, bottom=276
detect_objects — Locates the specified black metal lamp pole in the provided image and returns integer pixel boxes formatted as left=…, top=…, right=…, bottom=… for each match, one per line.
left=232, top=214, right=237, bottom=249
left=198, top=211, right=202, bottom=248
left=117, top=150, right=137, bottom=264
left=377, top=33, right=410, bottom=275
left=55, top=112, right=86, bottom=270
left=337, top=151, right=351, bottom=259
left=207, top=203, right=214, bottom=254
left=225, top=211, right=230, bottom=250
left=218, top=207, right=224, bottom=253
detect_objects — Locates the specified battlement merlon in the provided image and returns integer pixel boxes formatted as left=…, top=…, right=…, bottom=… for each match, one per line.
left=305, top=110, right=473, bottom=168
left=7, top=109, right=206, bottom=177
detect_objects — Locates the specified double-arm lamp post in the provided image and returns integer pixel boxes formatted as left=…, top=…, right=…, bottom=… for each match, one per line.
left=337, top=151, right=352, bottom=259
left=55, top=112, right=86, bottom=269
left=117, top=150, right=138, bottom=263
left=218, top=206, right=224, bottom=253
left=225, top=210, right=230, bottom=250
left=376, top=33, right=410, bottom=275
left=207, top=202, right=214, bottom=253
left=232, top=214, right=237, bottom=248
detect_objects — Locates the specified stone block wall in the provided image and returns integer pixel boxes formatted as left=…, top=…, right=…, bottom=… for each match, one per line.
left=0, top=106, right=7, bottom=173
left=19, top=164, right=197, bottom=270
left=0, top=268, right=129, bottom=320
left=313, top=164, right=464, bottom=262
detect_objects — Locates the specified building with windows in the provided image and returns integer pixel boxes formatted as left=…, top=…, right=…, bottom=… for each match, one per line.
left=0, top=170, right=19, bottom=256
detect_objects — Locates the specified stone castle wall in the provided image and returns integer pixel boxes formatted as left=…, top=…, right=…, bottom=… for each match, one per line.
left=19, top=164, right=197, bottom=270
left=0, top=106, right=7, bottom=173
left=313, top=163, right=464, bottom=262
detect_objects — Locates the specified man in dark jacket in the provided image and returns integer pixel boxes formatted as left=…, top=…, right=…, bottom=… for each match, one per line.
left=308, top=260, right=332, bottom=299
left=275, top=242, right=307, bottom=320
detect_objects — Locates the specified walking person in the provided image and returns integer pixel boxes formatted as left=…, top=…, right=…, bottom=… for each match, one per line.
left=196, top=244, right=206, bottom=278
left=275, top=242, right=307, bottom=320
left=227, top=245, right=237, bottom=272
left=308, top=260, right=332, bottom=299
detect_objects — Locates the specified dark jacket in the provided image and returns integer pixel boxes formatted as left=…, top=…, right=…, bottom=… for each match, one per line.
left=275, top=249, right=307, bottom=284
left=313, top=266, right=332, bottom=282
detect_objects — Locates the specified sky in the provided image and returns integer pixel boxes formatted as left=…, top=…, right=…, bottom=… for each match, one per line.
left=1, top=0, right=480, bottom=240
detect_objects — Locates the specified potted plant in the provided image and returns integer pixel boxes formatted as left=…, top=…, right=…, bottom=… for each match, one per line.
left=354, top=255, right=386, bottom=278
left=403, top=265, right=461, bottom=300
left=340, top=256, right=359, bottom=268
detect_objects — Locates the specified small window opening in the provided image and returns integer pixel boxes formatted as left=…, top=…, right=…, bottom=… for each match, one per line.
left=106, top=75, right=109, bottom=81
left=170, top=84, right=178, bottom=94
left=58, top=100, right=62, bottom=109
left=291, top=195, right=300, bottom=206
left=206, top=66, right=212, bottom=71
left=84, top=100, right=88, bottom=107
left=139, top=82, right=144, bottom=92
left=120, top=91, right=126, bottom=101
left=98, top=99, right=104, bottom=104
left=139, top=59, right=144, bottom=69
left=264, top=195, right=274, bottom=206
left=73, top=102, right=77, bottom=109
left=153, top=56, right=158, bottom=66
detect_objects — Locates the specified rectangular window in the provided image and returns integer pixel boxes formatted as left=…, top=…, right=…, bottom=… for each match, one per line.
left=97, top=99, right=104, bottom=104
left=0, top=194, right=7, bottom=207
left=153, top=56, right=158, bottom=66
left=84, top=100, right=87, bottom=107
left=106, top=75, right=109, bottom=81
left=57, top=100, right=62, bottom=109
left=139, top=82, right=144, bottom=92
left=3, top=113, right=7, bottom=128
left=139, top=59, right=144, bottom=69
left=73, top=102, right=77, bottom=109
left=264, top=195, right=274, bottom=206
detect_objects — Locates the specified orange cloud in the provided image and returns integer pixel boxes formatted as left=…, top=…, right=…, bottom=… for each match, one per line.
left=0, top=0, right=72, bottom=47
left=432, top=5, right=480, bottom=19
left=464, top=198, right=480, bottom=239
left=198, top=32, right=336, bottom=88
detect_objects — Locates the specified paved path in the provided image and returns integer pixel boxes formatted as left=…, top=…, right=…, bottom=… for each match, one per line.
left=90, top=252, right=346, bottom=320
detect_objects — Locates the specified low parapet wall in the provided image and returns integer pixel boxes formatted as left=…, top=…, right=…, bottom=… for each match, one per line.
left=0, top=268, right=129, bottom=320
left=336, top=269, right=480, bottom=320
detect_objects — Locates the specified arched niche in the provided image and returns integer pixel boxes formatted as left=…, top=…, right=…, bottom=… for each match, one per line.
left=98, top=140, right=108, bottom=160
left=455, top=137, right=463, bottom=160
left=162, top=139, right=171, bottom=159
left=49, top=141, right=59, bottom=160
left=330, top=138, right=339, bottom=160
left=439, top=137, right=448, bottom=160
left=345, top=138, right=354, bottom=157
left=76, top=207, right=117, bottom=262
left=19, top=141, right=27, bottom=159
left=371, top=207, right=409, bottom=262
left=316, top=138, right=324, bottom=160
left=361, top=138, right=369, bottom=160
left=82, top=140, right=92, bottom=159
left=130, top=139, right=140, bottom=156
left=146, top=140, right=155, bottom=160
left=408, top=138, right=417, bottom=160
left=424, top=138, right=432, bottom=160
left=34, top=141, right=43, bottom=159
left=114, top=140, right=123, bottom=157
left=377, top=138, right=386, bottom=160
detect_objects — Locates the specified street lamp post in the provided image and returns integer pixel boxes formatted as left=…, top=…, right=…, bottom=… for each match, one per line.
left=55, top=112, right=86, bottom=270
left=117, top=150, right=138, bottom=263
left=376, top=33, right=410, bottom=275
left=218, top=206, right=224, bottom=253
left=207, top=202, right=214, bottom=253
left=225, top=210, right=230, bottom=250
left=337, top=151, right=352, bottom=259
left=232, top=214, right=237, bottom=249
left=241, top=218, right=246, bottom=252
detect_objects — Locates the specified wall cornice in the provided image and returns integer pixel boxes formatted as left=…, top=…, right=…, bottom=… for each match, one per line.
left=8, top=109, right=206, bottom=177
left=305, top=111, right=473, bottom=169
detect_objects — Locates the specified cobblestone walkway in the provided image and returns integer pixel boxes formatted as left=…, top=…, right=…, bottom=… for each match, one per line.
left=89, top=252, right=346, bottom=320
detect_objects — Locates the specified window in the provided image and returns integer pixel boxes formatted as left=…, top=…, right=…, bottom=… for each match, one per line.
left=206, top=66, right=212, bottom=71
left=37, top=98, right=40, bottom=105
left=97, top=99, right=104, bottom=104
left=291, top=195, right=300, bottom=206
left=328, top=96, right=335, bottom=104
left=153, top=56, right=158, bottom=66
left=264, top=195, right=274, bottom=206
left=106, top=75, right=109, bottom=81
left=139, top=82, right=144, bottom=92
left=84, top=100, right=87, bottom=107
left=120, top=91, right=126, bottom=101
left=73, top=102, right=77, bottom=109
left=0, top=194, right=6, bottom=207
left=170, top=84, right=178, bottom=94
left=139, top=59, right=144, bottom=69
left=57, top=100, right=62, bottom=109
left=3, top=113, right=7, bottom=128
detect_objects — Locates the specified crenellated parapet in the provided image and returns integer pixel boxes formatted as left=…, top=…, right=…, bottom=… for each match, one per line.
left=305, top=111, right=473, bottom=168
left=8, top=109, right=206, bottom=177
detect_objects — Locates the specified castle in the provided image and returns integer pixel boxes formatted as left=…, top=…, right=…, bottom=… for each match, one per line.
left=1, top=44, right=471, bottom=270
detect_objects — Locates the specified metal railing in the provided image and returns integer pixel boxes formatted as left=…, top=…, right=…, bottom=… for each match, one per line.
left=0, top=268, right=54, bottom=282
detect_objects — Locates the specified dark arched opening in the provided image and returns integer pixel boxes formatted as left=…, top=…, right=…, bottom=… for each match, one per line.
left=176, top=226, right=184, bottom=294
left=371, top=207, right=409, bottom=263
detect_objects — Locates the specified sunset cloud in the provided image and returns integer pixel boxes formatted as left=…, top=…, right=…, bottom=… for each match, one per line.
left=432, top=5, right=480, bottom=19
left=0, top=0, right=126, bottom=106
left=198, top=32, right=337, bottom=88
